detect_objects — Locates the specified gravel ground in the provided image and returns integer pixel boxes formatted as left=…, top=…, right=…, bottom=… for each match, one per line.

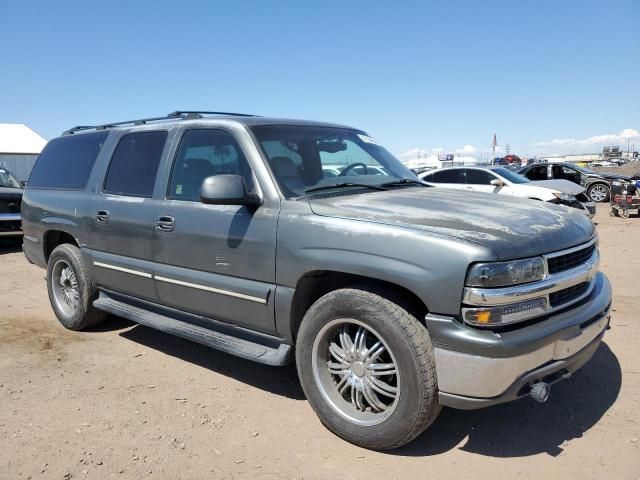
left=1, top=205, right=638, bottom=480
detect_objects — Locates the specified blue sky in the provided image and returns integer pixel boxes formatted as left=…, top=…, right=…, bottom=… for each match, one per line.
left=1, top=0, right=638, bottom=157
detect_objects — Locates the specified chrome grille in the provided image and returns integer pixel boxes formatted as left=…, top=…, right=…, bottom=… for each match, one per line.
left=549, top=282, right=590, bottom=307
left=547, top=244, right=596, bottom=274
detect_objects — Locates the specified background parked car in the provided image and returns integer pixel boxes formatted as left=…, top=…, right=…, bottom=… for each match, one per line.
left=419, top=166, right=595, bottom=217
left=322, top=164, right=389, bottom=177
left=0, top=167, right=24, bottom=238
left=517, top=162, right=632, bottom=203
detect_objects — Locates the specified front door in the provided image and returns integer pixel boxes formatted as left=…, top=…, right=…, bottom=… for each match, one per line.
left=89, top=130, right=169, bottom=302
left=152, top=128, right=278, bottom=335
left=463, top=169, right=502, bottom=194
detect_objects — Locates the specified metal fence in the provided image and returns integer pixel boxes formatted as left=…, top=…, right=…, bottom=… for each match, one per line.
left=0, top=154, right=38, bottom=182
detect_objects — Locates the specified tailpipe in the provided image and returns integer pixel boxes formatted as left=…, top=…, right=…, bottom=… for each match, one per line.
left=530, top=381, right=550, bottom=403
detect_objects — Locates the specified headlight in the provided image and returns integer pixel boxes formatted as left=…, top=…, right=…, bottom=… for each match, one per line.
left=552, top=192, right=576, bottom=202
left=466, top=257, right=545, bottom=287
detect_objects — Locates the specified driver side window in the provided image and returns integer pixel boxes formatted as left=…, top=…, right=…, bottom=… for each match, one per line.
left=168, top=129, right=253, bottom=202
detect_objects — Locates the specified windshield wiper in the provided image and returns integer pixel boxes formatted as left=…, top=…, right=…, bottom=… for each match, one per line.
left=305, top=182, right=388, bottom=194
left=379, top=178, right=427, bottom=188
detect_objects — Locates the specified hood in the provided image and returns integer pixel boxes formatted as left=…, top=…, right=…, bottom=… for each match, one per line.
left=587, top=172, right=630, bottom=181
left=527, top=179, right=585, bottom=195
left=0, top=187, right=23, bottom=201
left=308, top=187, right=595, bottom=260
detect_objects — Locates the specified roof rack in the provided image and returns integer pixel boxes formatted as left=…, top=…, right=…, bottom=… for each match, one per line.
left=62, top=110, right=260, bottom=135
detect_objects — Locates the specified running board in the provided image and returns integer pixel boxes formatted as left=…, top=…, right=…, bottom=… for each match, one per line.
left=93, top=294, right=292, bottom=366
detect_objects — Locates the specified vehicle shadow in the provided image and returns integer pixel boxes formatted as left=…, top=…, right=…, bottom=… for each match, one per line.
left=110, top=318, right=621, bottom=456
left=0, top=238, right=22, bottom=254
left=118, top=323, right=305, bottom=400
left=394, top=342, right=621, bottom=458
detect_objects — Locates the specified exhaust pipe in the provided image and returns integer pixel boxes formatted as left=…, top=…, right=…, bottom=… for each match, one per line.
left=530, top=381, right=550, bottom=403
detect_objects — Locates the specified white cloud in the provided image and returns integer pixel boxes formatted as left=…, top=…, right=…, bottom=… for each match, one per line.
left=431, top=147, right=444, bottom=153
left=455, top=144, right=477, bottom=154
left=533, top=128, right=639, bottom=153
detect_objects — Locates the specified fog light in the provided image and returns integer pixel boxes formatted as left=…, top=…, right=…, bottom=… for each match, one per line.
left=463, top=297, right=548, bottom=327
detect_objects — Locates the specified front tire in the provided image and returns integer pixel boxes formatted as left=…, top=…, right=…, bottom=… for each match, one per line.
left=588, top=183, right=610, bottom=202
left=46, top=244, right=107, bottom=330
left=296, top=287, right=440, bottom=450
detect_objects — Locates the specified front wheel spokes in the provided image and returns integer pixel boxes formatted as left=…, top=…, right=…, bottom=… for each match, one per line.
left=328, top=342, right=348, bottom=364
left=353, top=326, right=367, bottom=354
left=362, top=385, right=386, bottom=412
left=369, top=377, right=397, bottom=398
left=339, top=327, right=355, bottom=356
left=367, top=363, right=397, bottom=376
left=327, top=362, right=350, bottom=375
left=365, top=341, right=386, bottom=363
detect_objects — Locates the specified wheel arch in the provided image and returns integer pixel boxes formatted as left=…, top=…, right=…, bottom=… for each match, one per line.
left=43, top=229, right=79, bottom=262
left=285, top=270, right=429, bottom=344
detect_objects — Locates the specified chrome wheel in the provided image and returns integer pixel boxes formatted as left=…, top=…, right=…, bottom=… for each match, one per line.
left=589, top=184, right=609, bottom=202
left=51, top=259, right=80, bottom=317
left=312, top=319, right=400, bottom=426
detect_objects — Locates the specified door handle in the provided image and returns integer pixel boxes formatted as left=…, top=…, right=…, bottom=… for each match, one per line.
left=96, top=210, right=110, bottom=224
left=156, top=215, right=175, bottom=232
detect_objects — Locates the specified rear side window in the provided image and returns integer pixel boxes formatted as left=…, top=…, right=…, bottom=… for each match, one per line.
left=431, top=169, right=462, bottom=183
left=104, top=131, right=167, bottom=197
left=28, top=132, right=109, bottom=189
left=526, top=165, right=547, bottom=180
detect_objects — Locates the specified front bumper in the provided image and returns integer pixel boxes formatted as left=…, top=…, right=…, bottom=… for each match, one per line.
left=0, top=213, right=22, bottom=236
left=427, top=271, right=611, bottom=409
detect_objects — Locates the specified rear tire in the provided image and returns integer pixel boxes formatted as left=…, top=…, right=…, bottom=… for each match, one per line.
left=296, top=286, right=440, bottom=450
left=46, top=244, right=107, bottom=330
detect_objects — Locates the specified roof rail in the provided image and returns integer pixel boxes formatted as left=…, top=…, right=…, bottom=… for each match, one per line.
left=167, top=110, right=259, bottom=118
left=62, top=110, right=260, bottom=135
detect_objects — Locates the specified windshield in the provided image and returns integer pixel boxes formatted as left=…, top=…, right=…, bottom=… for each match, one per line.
left=0, top=170, right=22, bottom=188
left=492, top=167, right=530, bottom=184
left=569, top=164, right=595, bottom=174
left=251, top=125, right=417, bottom=197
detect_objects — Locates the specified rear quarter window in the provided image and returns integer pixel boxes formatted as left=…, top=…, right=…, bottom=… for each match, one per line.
left=28, top=132, right=109, bottom=189
left=103, top=131, right=168, bottom=197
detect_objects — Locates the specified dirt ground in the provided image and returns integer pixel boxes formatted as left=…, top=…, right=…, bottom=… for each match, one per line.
left=1, top=206, right=638, bottom=480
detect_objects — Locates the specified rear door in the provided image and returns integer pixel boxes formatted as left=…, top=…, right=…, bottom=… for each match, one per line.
left=151, top=128, right=278, bottom=335
left=88, top=130, right=169, bottom=302
left=425, top=169, right=464, bottom=189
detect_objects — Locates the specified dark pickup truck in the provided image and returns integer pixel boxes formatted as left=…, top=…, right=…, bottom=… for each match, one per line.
left=0, top=167, right=24, bottom=238
left=22, top=112, right=612, bottom=449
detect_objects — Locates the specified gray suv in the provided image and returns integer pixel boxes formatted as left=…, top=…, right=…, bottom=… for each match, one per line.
left=22, top=111, right=612, bottom=450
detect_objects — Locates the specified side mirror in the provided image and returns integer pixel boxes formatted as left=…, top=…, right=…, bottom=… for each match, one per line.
left=200, top=175, right=261, bottom=208
left=490, top=179, right=505, bottom=187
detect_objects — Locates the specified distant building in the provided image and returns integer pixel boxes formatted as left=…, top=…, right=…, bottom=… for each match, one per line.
left=0, top=123, right=47, bottom=182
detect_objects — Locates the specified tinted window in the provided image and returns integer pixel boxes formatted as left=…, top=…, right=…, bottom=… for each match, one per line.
left=552, top=165, right=580, bottom=180
left=431, top=169, right=462, bottom=183
left=104, top=131, right=167, bottom=197
left=168, top=129, right=253, bottom=202
left=464, top=169, right=494, bottom=185
left=28, top=132, right=109, bottom=189
left=526, top=165, right=548, bottom=181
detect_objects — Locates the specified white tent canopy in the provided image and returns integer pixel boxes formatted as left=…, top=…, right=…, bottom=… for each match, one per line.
left=399, top=151, right=479, bottom=170
left=0, top=123, right=47, bottom=154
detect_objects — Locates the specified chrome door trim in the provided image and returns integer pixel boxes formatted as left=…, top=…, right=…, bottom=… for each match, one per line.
left=155, top=275, right=267, bottom=304
left=93, top=261, right=153, bottom=279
